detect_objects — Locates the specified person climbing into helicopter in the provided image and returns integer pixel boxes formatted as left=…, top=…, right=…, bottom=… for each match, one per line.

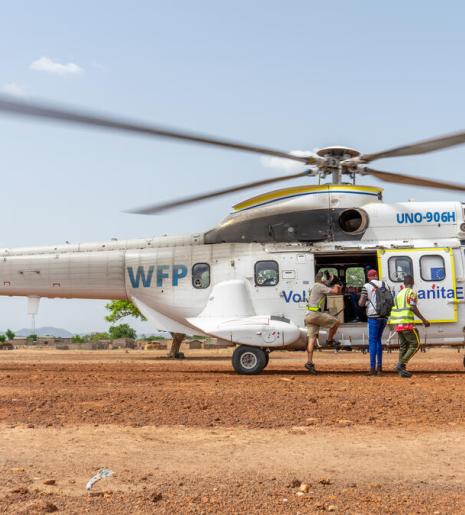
left=388, top=274, right=430, bottom=378
left=304, top=271, right=342, bottom=374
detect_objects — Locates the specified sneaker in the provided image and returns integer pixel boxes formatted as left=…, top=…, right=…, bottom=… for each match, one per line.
left=367, top=368, right=376, bottom=376
left=304, top=362, right=317, bottom=375
left=376, top=366, right=383, bottom=375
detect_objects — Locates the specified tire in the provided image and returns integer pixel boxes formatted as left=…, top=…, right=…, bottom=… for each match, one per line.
left=264, top=352, right=270, bottom=368
left=232, top=346, right=267, bottom=375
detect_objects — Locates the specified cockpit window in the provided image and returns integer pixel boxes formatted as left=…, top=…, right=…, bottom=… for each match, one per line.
left=255, top=260, right=279, bottom=286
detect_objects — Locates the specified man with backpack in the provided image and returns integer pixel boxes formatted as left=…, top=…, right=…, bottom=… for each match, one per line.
left=359, top=269, right=393, bottom=375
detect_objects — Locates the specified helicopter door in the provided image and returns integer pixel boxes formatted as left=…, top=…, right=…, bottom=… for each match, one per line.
left=377, top=248, right=457, bottom=323
left=251, top=252, right=314, bottom=318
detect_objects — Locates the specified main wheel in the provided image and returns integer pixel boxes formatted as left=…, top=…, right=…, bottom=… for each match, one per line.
left=232, top=346, right=267, bottom=375
left=264, top=351, right=270, bottom=368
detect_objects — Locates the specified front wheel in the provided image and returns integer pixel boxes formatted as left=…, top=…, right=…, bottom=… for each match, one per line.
left=232, top=346, right=267, bottom=375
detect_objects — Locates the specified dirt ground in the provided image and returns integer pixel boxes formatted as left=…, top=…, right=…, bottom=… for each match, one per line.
left=0, top=347, right=464, bottom=514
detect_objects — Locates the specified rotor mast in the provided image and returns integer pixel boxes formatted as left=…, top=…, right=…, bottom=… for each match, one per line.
left=315, top=146, right=361, bottom=184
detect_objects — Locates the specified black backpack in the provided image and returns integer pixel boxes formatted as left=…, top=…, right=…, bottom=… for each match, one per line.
left=369, top=281, right=394, bottom=318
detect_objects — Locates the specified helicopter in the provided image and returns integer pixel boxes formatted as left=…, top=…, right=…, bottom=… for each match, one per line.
left=1, top=96, right=465, bottom=374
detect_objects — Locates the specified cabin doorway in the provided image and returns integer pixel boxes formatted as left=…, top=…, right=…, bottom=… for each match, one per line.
left=314, top=252, right=379, bottom=324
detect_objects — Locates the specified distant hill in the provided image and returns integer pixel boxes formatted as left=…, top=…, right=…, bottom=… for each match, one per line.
left=15, top=327, right=73, bottom=338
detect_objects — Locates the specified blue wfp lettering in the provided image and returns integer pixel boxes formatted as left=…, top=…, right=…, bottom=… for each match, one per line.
left=127, top=264, right=189, bottom=288
left=127, top=266, right=154, bottom=288
left=156, top=265, right=170, bottom=287
left=172, top=265, right=188, bottom=286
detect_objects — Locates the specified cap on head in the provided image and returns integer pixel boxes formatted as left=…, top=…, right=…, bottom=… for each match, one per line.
left=367, top=269, right=378, bottom=279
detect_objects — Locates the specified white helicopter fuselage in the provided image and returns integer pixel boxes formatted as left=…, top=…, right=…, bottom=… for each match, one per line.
left=1, top=185, right=464, bottom=352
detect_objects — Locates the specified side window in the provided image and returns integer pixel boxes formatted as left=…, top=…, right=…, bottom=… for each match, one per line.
left=388, top=256, right=413, bottom=282
left=420, top=255, right=446, bottom=281
left=192, top=263, right=210, bottom=289
left=255, top=260, right=279, bottom=286
left=346, top=267, right=365, bottom=288
left=318, top=267, right=338, bottom=277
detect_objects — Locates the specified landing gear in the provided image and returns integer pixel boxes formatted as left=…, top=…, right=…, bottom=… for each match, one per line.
left=232, top=346, right=267, bottom=375
left=264, top=351, right=270, bottom=368
left=168, top=332, right=185, bottom=359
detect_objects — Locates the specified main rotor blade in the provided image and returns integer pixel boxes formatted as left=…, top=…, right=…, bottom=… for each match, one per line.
left=0, top=96, right=315, bottom=164
left=360, top=130, right=465, bottom=163
left=127, top=170, right=314, bottom=214
left=363, top=166, right=465, bottom=192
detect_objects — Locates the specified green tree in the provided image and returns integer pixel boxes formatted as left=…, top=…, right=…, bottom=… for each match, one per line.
left=89, top=332, right=110, bottom=342
left=105, top=300, right=146, bottom=323
left=72, top=334, right=85, bottom=343
left=5, top=329, right=15, bottom=341
left=27, top=334, right=38, bottom=342
left=145, top=335, right=166, bottom=341
left=109, top=323, right=137, bottom=340
left=0, top=335, right=5, bottom=343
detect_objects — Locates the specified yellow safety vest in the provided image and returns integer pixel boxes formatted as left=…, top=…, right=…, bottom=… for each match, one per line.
left=306, top=289, right=326, bottom=312
left=388, top=288, right=415, bottom=325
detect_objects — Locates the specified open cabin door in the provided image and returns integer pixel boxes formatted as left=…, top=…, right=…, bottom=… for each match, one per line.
left=377, top=248, right=457, bottom=324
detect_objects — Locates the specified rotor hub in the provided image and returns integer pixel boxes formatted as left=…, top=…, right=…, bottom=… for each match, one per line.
left=314, top=146, right=361, bottom=183
left=316, top=146, right=360, bottom=167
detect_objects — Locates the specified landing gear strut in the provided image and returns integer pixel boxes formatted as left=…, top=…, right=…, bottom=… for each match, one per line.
left=168, top=332, right=185, bottom=359
left=232, top=346, right=267, bottom=375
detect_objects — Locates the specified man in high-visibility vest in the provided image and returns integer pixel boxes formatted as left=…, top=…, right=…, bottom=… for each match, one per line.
left=388, top=274, right=430, bottom=378
left=304, top=271, right=342, bottom=374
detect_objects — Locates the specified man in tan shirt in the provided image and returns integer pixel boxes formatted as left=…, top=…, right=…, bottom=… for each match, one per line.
left=304, top=271, right=342, bottom=374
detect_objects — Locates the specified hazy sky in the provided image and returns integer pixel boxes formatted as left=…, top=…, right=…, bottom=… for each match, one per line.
left=1, top=1, right=465, bottom=334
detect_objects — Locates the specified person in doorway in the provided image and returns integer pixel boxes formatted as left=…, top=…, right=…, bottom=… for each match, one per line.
left=388, top=274, right=430, bottom=378
left=358, top=269, right=388, bottom=375
left=304, top=271, right=342, bottom=374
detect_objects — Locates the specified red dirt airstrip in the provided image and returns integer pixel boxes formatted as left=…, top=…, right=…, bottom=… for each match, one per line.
left=0, top=348, right=464, bottom=513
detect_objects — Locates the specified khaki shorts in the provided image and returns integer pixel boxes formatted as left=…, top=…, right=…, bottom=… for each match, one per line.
left=304, top=311, right=339, bottom=338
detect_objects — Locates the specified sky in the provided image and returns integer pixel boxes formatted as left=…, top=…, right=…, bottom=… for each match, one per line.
left=1, top=1, right=465, bottom=334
